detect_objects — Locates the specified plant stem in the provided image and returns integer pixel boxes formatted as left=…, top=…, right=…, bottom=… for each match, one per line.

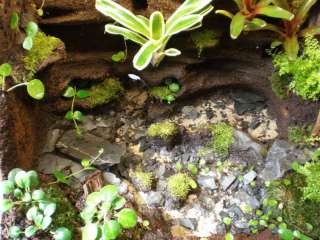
left=6, top=82, right=28, bottom=92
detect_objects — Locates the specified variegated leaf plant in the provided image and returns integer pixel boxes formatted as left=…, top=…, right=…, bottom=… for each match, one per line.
left=96, top=0, right=213, bottom=71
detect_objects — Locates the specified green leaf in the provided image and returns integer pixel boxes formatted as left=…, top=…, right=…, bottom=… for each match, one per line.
left=81, top=159, right=91, bottom=168
left=300, top=26, right=320, bottom=37
left=80, top=207, right=97, bottom=223
left=250, top=18, right=267, bottom=28
left=230, top=13, right=246, bottom=39
left=296, top=0, right=317, bottom=22
left=133, top=41, right=161, bottom=71
left=53, top=170, right=70, bottom=185
left=149, top=11, right=165, bottom=40
left=25, top=225, right=38, bottom=238
left=100, top=185, right=119, bottom=203
left=22, top=192, right=32, bottom=202
left=37, top=9, right=44, bottom=16
left=256, top=6, right=294, bottom=20
left=65, top=111, right=73, bottom=121
left=223, top=217, right=232, bottom=225
left=105, top=24, right=147, bottom=45
left=113, top=196, right=126, bottom=210
left=215, top=10, right=234, bottom=19
left=166, top=14, right=203, bottom=36
left=117, top=208, right=137, bottom=229
left=164, top=48, right=181, bottom=57
left=26, top=21, right=39, bottom=37
left=77, top=90, right=91, bottom=99
left=271, top=40, right=282, bottom=49
left=96, top=0, right=149, bottom=37
left=278, top=227, right=295, bottom=240
left=166, top=0, right=212, bottom=30
left=86, top=192, right=102, bottom=207
left=27, top=206, right=39, bottom=221
left=23, top=36, right=33, bottom=50
left=0, top=199, right=13, bottom=213
left=41, top=216, right=52, bottom=230
left=102, top=220, right=121, bottom=240
left=73, top=111, right=84, bottom=122
left=225, top=232, right=234, bottom=240
left=10, top=12, right=20, bottom=30
left=82, top=223, right=100, bottom=240
left=44, top=203, right=56, bottom=216
left=0, top=63, right=12, bottom=77
left=8, top=168, right=23, bottom=182
left=9, top=226, right=22, bottom=238
left=32, top=189, right=45, bottom=200
left=0, top=180, right=14, bottom=195
left=284, top=35, right=299, bottom=60
left=27, top=170, right=39, bottom=188
left=63, top=86, right=75, bottom=98
left=27, top=79, right=45, bottom=100
left=53, top=227, right=72, bottom=240
left=291, top=161, right=300, bottom=171
left=14, top=170, right=28, bottom=188
left=112, top=51, right=126, bottom=62
left=13, top=188, right=23, bottom=198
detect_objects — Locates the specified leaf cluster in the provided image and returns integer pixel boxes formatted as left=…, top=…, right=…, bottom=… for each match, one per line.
left=80, top=185, right=137, bottom=240
left=210, top=123, right=234, bottom=159
left=167, top=173, right=197, bottom=200
left=149, top=80, right=181, bottom=104
left=0, top=168, right=71, bottom=240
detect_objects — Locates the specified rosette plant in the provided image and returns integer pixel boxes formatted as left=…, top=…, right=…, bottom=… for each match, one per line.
left=216, top=0, right=294, bottom=39
left=80, top=185, right=137, bottom=240
left=95, top=0, right=213, bottom=70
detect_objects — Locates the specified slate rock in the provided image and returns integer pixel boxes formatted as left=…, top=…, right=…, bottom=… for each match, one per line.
left=181, top=106, right=199, bottom=120
left=179, top=218, right=197, bottom=230
left=56, top=130, right=126, bottom=167
left=221, top=175, right=236, bottom=191
left=140, top=191, right=164, bottom=207
left=243, top=171, right=257, bottom=185
left=197, top=175, right=217, bottom=190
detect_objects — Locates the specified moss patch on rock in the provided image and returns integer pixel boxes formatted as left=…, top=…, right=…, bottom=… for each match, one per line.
left=190, top=29, right=220, bottom=56
left=210, top=123, right=234, bottom=158
left=146, top=121, right=178, bottom=139
left=23, top=32, right=63, bottom=74
left=167, top=173, right=197, bottom=200
left=88, top=78, right=123, bottom=108
left=44, top=185, right=80, bottom=234
left=130, top=170, right=154, bottom=192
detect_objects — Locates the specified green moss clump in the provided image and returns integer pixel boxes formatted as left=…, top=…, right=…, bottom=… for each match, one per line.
left=288, top=126, right=308, bottom=144
left=149, top=86, right=173, bottom=100
left=167, top=173, right=197, bottom=200
left=23, top=32, right=63, bottom=74
left=297, top=161, right=320, bottom=202
left=210, top=123, right=234, bottom=158
left=190, top=29, right=220, bottom=56
left=88, top=78, right=123, bottom=108
left=267, top=173, right=320, bottom=238
left=269, top=73, right=289, bottom=99
left=130, top=171, right=153, bottom=191
left=44, top=185, right=80, bottom=233
left=146, top=121, right=178, bottom=139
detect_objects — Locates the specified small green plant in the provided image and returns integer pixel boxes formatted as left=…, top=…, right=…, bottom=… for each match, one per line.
left=288, top=126, right=310, bottom=144
left=23, top=21, right=39, bottom=50
left=215, top=0, right=294, bottom=39
left=52, top=148, right=103, bottom=185
left=210, top=123, right=234, bottom=158
left=96, top=0, right=213, bottom=70
left=63, top=86, right=91, bottom=135
left=0, top=169, right=71, bottom=240
left=149, top=78, right=181, bottom=104
left=0, top=62, right=45, bottom=100
left=130, top=170, right=154, bottom=191
left=10, top=11, right=20, bottom=30
left=112, top=51, right=126, bottom=62
left=80, top=185, right=137, bottom=240
left=187, top=163, right=198, bottom=175
left=190, top=29, right=220, bottom=57
left=167, top=173, right=197, bottom=200
left=146, top=121, right=178, bottom=139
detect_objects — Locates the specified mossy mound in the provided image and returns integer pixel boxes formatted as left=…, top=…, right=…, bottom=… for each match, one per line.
left=88, top=78, right=123, bottom=108
left=23, top=32, right=63, bottom=74
left=167, top=173, right=197, bottom=200
left=190, top=29, right=220, bottom=56
left=268, top=173, right=320, bottom=238
left=146, top=121, right=178, bottom=139
left=130, top=170, right=154, bottom=192
left=44, top=185, right=80, bottom=234
left=210, top=123, right=234, bottom=158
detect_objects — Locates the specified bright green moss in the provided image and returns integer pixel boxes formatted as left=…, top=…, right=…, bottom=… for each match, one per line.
left=297, top=162, right=320, bottom=202
left=210, top=123, right=234, bottom=158
left=23, top=32, right=63, bottom=74
left=130, top=171, right=153, bottom=191
left=167, top=173, right=197, bottom=200
left=190, top=29, right=220, bottom=56
left=44, top=185, right=80, bottom=233
left=149, top=86, right=172, bottom=101
left=88, top=78, right=123, bottom=108
left=146, top=121, right=178, bottom=139
left=288, top=126, right=308, bottom=144
left=269, top=73, right=289, bottom=99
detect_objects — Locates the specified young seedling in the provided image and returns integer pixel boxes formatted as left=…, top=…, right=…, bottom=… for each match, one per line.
left=51, top=148, right=103, bottom=186
left=63, top=86, right=91, bottom=135
left=0, top=63, right=45, bottom=100
left=0, top=169, right=72, bottom=240
left=80, top=185, right=137, bottom=240
left=10, top=11, right=20, bottom=30
left=23, top=21, right=39, bottom=50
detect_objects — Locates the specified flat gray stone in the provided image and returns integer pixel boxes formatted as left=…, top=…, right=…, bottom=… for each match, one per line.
left=103, top=172, right=121, bottom=185
left=233, top=130, right=263, bottom=157
left=42, top=129, right=63, bottom=153
left=179, top=218, right=197, bottom=230
left=232, top=190, right=260, bottom=210
left=56, top=130, right=126, bottom=167
left=243, top=171, right=257, bottom=185
left=197, top=175, right=217, bottom=190
left=261, top=140, right=311, bottom=181
left=221, top=175, right=236, bottom=191
left=140, top=191, right=164, bottom=207
left=181, top=106, right=199, bottom=120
